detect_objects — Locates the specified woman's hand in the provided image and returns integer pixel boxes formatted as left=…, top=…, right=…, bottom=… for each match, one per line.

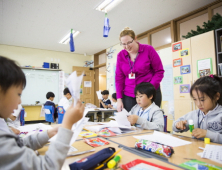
left=192, top=128, right=207, bottom=139
left=176, top=120, right=187, bottom=130
left=117, top=99, right=124, bottom=112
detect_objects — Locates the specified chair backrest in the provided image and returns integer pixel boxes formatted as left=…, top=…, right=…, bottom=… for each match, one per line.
left=163, top=115, right=168, bottom=132
left=57, top=106, right=65, bottom=114
left=20, top=108, right=25, bottom=126
left=44, top=105, right=54, bottom=123
left=57, top=106, right=65, bottom=124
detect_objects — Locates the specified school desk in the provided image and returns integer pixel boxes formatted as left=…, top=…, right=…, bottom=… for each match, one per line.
left=86, top=109, right=117, bottom=122
left=106, top=131, right=222, bottom=167
left=38, top=137, right=184, bottom=170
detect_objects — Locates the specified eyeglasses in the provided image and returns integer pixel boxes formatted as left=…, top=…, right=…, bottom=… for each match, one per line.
left=120, top=39, right=134, bottom=46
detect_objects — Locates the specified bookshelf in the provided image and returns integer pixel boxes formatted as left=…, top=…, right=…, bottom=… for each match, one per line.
left=215, top=28, right=222, bottom=76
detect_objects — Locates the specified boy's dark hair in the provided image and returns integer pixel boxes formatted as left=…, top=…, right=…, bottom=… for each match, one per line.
left=0, top=56, right=26, bottom=93
left=46, top=92, right=55, bottom=99
left=63, top=88, right=71, bottom=95
left=101, top=90, right=109, bottom=95
left=134, top=82, right=156, bottom=102
left=190, top=75, right=222, bottom=105
left=112, top=93, right=117, bottom=100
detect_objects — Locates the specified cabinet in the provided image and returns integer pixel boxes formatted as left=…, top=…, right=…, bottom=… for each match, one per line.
left=215, top=28, right=222, bottom=76
left=172, top=31, right=216, bottom=137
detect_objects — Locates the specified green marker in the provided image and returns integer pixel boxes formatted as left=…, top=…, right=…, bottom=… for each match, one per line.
left=189, top=120, right=194, bottom=134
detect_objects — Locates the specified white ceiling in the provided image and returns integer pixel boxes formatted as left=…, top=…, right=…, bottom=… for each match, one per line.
left=0, top=0, right=216, bottom=55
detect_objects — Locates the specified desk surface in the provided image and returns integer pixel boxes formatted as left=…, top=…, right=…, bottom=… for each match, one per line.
left=106, top=131, right=222, bottom=167
left=38, top=138, right=184, bottom=170
left=40, top=126, right=222, bottom=169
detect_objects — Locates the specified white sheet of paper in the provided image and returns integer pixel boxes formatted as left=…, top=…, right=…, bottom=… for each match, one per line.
left=108, top=127, right=122, bottom=134
left=40, top=105, right=45, bottom=117
left=96, top=90, right=103, bottom=100
left=114, top=109, right=131, bottom=127
left=66, top=71, right=83, bottom=106
left=18, top=123, right=52, bottom=132
left=201, top=144, right=222, bottom=164
left=44, top=109, right=51, bottom=114
left=84, top=81, right=92, bottom=87
left=133, top=131, right=191, bottom=147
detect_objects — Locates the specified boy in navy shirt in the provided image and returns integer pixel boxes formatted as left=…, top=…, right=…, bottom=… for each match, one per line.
left=44, top=92, right=57, bottom=121
left=99, top=90, right=111, bottom=108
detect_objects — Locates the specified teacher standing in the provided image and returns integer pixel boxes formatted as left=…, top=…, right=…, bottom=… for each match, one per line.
left=115, top=27, right=164, bottom=112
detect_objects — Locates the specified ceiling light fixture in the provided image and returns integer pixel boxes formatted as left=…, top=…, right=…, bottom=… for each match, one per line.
left=95, top=0, right=123, bottom=13
left=59, top=30, right=80, bottom=44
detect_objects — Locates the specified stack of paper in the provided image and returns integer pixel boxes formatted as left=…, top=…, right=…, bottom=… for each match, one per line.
left=201, top=144, right=222, bottom=164
left=85, top=120, right=135, bottom=134
left=133, top=131, right=192, bottom=147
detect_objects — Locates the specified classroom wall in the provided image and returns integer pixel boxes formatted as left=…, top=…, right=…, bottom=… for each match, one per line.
left=0, top=45, right=93, bottom=74
left=106, top=43, right=122, bottom=99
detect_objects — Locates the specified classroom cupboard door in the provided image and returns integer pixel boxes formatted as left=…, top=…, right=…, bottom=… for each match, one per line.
left=72, top=66, right=95, bottom=105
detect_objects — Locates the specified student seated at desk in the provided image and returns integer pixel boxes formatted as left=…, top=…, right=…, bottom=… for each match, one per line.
left=99, top=90, right=111, bottom=108
left=6, top=104, right=22, bottom=130
left=173, top=75, right=222, bottom=144
left=44, top=92, right=57, bottom=121
left=108, top=93, right=117, bottom=110
left=0, top=56, right=85, bottom=170
left=127, top=82, right=164, bottom=131
left=58, top=88, right=73, bottom=111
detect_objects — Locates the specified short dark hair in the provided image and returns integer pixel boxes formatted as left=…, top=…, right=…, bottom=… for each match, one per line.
left=190, top=75, right=222, bottom=105
left=112, top=93, right=117, bottom=100
left=46, top=92, right=55, bottom=99
left=134, top=82, right=156, bottom=102
left=0, top=56, right=26, bottom=93
left=101, top=90, right=109, bottom=95
left=63, top=88, right=71, bottom=95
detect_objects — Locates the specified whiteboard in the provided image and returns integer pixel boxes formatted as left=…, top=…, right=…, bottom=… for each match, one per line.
left=21, top=69, right=60, bottom=105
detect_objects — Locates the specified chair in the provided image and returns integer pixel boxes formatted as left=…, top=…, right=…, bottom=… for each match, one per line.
left=20, top=108, right=25, bottom=126
left=57, top=106, right=65, bottom=124
left=163, top=115, right=168, bottom=132
left=44, top=105, right=54, bottom=124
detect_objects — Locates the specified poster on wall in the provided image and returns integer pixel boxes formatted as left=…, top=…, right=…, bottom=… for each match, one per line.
left=197, top=58, right=213, bottom=78
left=179, top=48, right=189, bottom=57
left=173, top=58, right=183, bottom=67
left=172, top=42, right=182, bottom=52
left=174, top=76, right=183, bottom=84
left=180, top=84, right=190, bottom=93
left=180, top=65, right=191, bottom=75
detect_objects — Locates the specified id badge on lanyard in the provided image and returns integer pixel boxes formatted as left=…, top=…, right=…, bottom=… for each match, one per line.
left=129, top=72, right=135, bottom=79
left=128, top=53, right=139, bottom=80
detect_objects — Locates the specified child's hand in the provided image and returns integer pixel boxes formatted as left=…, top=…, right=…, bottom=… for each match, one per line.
left=107, top=104, right=111, bottom=108
left=47, top=124, right=62, bottom=138
left=127, top=115, right=139, bottom=125
left=62, top=100, right=85, bottom=130
left=192, top=128, right=207, bottom=138
left=176, top=120, right=187, bottom=130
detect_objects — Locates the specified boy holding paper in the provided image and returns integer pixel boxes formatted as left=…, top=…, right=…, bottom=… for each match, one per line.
left=99, top=90, right=111, bottom=109
left=127, top=82, right=164, bottom=131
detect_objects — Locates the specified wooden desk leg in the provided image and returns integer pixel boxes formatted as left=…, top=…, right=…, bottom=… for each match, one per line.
left=102, top=112, right=104, bottom=122
left=94, top=112, right=97, bottom=122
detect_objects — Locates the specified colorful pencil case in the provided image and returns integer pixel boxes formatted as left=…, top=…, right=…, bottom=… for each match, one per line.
left=69, top=147, right=115, bottom=170
left=135, top=139, right=174, bottom=157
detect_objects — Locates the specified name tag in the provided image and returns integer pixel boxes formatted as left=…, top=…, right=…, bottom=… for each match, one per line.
left=129, top=73, right=135, bottom=79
